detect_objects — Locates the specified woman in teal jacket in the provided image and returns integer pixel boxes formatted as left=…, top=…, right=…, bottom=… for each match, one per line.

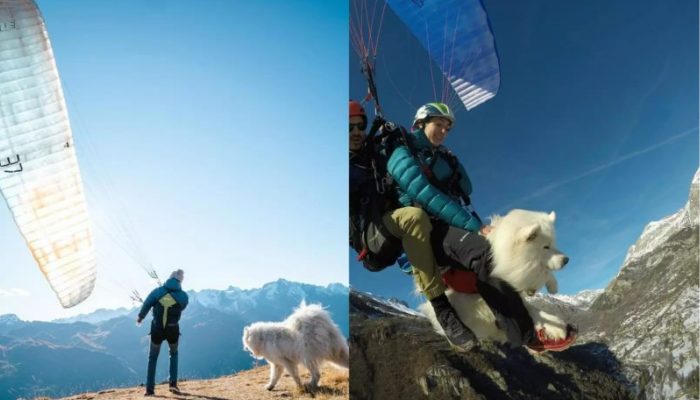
left=387, top=102, right=482, bottom=232
left=387, top=103, right=575, bottom=350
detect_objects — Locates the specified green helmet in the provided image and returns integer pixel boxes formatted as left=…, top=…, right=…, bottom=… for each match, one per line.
left=413, top=102, right=455, bottom=129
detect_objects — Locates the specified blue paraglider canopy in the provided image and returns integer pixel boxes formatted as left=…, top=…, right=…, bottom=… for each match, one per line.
left=351, top=0, right=500, bottom=114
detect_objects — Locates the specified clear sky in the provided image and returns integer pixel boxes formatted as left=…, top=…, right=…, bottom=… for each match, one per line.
left=350, top=0, right=699, bottom=307
left=0, top=1, right=348, bottom=320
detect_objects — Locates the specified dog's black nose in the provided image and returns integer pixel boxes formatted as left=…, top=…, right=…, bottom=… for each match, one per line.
left=562, top=256, right=569, bottom=266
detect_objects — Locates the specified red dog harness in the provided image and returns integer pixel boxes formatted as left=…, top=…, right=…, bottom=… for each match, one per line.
left=442, top=268, right=478, bottom=294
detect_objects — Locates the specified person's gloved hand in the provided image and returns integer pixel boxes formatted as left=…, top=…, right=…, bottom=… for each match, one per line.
left=136, top=316, right=143, bottom=327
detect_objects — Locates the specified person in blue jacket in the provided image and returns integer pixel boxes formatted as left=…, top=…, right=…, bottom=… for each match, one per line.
left=387, top=103, right=548, bottom=349
left=137, top=269, right=189, bottom=396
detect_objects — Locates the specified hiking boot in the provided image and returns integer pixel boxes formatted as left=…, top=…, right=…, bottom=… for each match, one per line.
left=169, top=384, right=182, bottom=394
left=527, top=324, right=577, bottom=353
left=144, top=389, right=155, bottom=396
left=430, top=293, right=477, bottom=350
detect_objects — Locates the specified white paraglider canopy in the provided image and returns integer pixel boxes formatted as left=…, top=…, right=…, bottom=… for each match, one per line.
left=0, top=0, right=96, bottom=308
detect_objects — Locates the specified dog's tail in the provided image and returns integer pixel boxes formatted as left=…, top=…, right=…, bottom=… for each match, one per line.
left=327, top=340, right=349, bottom=369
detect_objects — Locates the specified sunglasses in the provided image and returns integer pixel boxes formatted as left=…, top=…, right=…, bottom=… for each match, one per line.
left=349, top=122, right=367, bottom=132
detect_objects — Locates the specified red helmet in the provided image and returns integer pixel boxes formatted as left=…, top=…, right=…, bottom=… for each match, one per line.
left=349, top=100, right=367, bottom=124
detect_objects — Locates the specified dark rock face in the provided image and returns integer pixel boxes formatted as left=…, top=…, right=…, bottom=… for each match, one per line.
left=350, top=170, right=699, bottom=400
left=349, top=290, right=634, bottom=400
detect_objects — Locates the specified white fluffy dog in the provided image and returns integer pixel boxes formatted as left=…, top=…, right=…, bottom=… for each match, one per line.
left=421, top=209, right=572, bottom=345
left=242, top=302, right=349, bottom=391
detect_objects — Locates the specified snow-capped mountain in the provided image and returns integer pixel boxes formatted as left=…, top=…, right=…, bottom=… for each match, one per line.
left=53, top=308, right=131, bottom=325
left=0, top=279, right=349, bottom=399
left=42, top=278, right=349, bottom=330
left=527, top=289, right=604, bottom=327
left=582, top=170, right=699, bottom=400
left=516, top=171, right=698, bottom=399
left=0, top=314, right=21, bottom=334
left=350, top=289, right=423, bottom=318
left=622, top=170, right=699, bottom=266
left=189, top=279, right=349, bottom=325
left=548, top=289, right=603, bottom=309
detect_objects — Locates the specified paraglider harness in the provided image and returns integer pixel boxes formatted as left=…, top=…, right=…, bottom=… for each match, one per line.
left=155, top=289, right=183, bottom=330
left=350, top=117, right=403, bottom=272
left=349, top=115, right=480, bottom=274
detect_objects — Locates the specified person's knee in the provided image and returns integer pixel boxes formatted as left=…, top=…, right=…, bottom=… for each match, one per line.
left=403, top=206, right=429, bottom=222
left=401, top=207, right=431, bottom=235
left=414, top=274, right=446, bottom=300
left=148, top=343, right=161, bottom=359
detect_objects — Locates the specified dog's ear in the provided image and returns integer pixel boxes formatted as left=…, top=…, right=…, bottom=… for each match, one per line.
left=518, top=223, right=540, bottom=242
left=548, top=211, right=556, bottom=223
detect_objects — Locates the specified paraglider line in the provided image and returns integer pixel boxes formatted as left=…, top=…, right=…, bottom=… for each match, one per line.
left=381, top=55, right=417, bottom=112
left=371, top=1, right=388, bottom=57
left=423, top=19, right=438, bottom=103
left=350, top=0, right=366, bottom=57
left=445, top=10, right=461, bottom=111
left=361, top=59, right=383, bottom=118
left=365, top=0, right=380, bottom=57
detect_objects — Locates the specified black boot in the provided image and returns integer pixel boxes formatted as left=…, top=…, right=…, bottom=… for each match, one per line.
left=169, top=383, right=182, bottom=394
left=430, top=293, right=477, bottom=350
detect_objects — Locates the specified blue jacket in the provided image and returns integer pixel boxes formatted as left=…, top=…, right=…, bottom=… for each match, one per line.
left=387, top=129, right=482, bottom=232
left=138, top=278, right=189, bottom=327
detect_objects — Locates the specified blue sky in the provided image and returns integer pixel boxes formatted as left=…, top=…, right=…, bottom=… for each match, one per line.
left=0, top=1, right=348, bottom=320
left=350, top=0, right=698, bottom=307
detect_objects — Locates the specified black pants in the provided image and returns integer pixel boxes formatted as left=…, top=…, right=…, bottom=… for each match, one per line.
left=431, top=221, right=535, bottom=347
left=147, top=324, right=180, bottom=390
left=150, top=324, right=180, bottom=345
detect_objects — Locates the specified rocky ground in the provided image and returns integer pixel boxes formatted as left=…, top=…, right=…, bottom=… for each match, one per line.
left=42, top=365, right=348, bottom=400
left=349, top=292, right=634, bottom=400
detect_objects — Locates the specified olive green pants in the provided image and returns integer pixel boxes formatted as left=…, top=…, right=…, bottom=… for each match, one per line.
left=382, top=207, right=445, bottom=300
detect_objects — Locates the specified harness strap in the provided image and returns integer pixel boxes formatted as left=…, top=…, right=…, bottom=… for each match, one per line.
left=158, top=292, right=177, bottom=328
left=356, top=117, right=393, bottom=234
left=400, top=128, right=466, bottom=200
left=361, top=59, right=383, bottom=119
left=440, top=149, right=471, bottom=205
left=357, top=247, right=369, bottom=261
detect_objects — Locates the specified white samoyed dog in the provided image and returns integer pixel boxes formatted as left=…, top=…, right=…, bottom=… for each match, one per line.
left=420, top=209, right=572, bottom=345
left=242, top=302, right=349, bottom=391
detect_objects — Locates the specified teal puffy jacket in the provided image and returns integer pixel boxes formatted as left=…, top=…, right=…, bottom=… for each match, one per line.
left=138, top=278, right=189, bottom=329
left=387, top=129, right=482, bottom=232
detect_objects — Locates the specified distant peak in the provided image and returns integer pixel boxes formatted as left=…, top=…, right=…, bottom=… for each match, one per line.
left=0, top=314, right=21, bottom=323
left=326, top=282, right=349, bottom=290
left=264, top=278, right=293, bottom=287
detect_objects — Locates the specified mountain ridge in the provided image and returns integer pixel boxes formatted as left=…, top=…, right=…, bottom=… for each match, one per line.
left=0, top=280, right=349, bottom=399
